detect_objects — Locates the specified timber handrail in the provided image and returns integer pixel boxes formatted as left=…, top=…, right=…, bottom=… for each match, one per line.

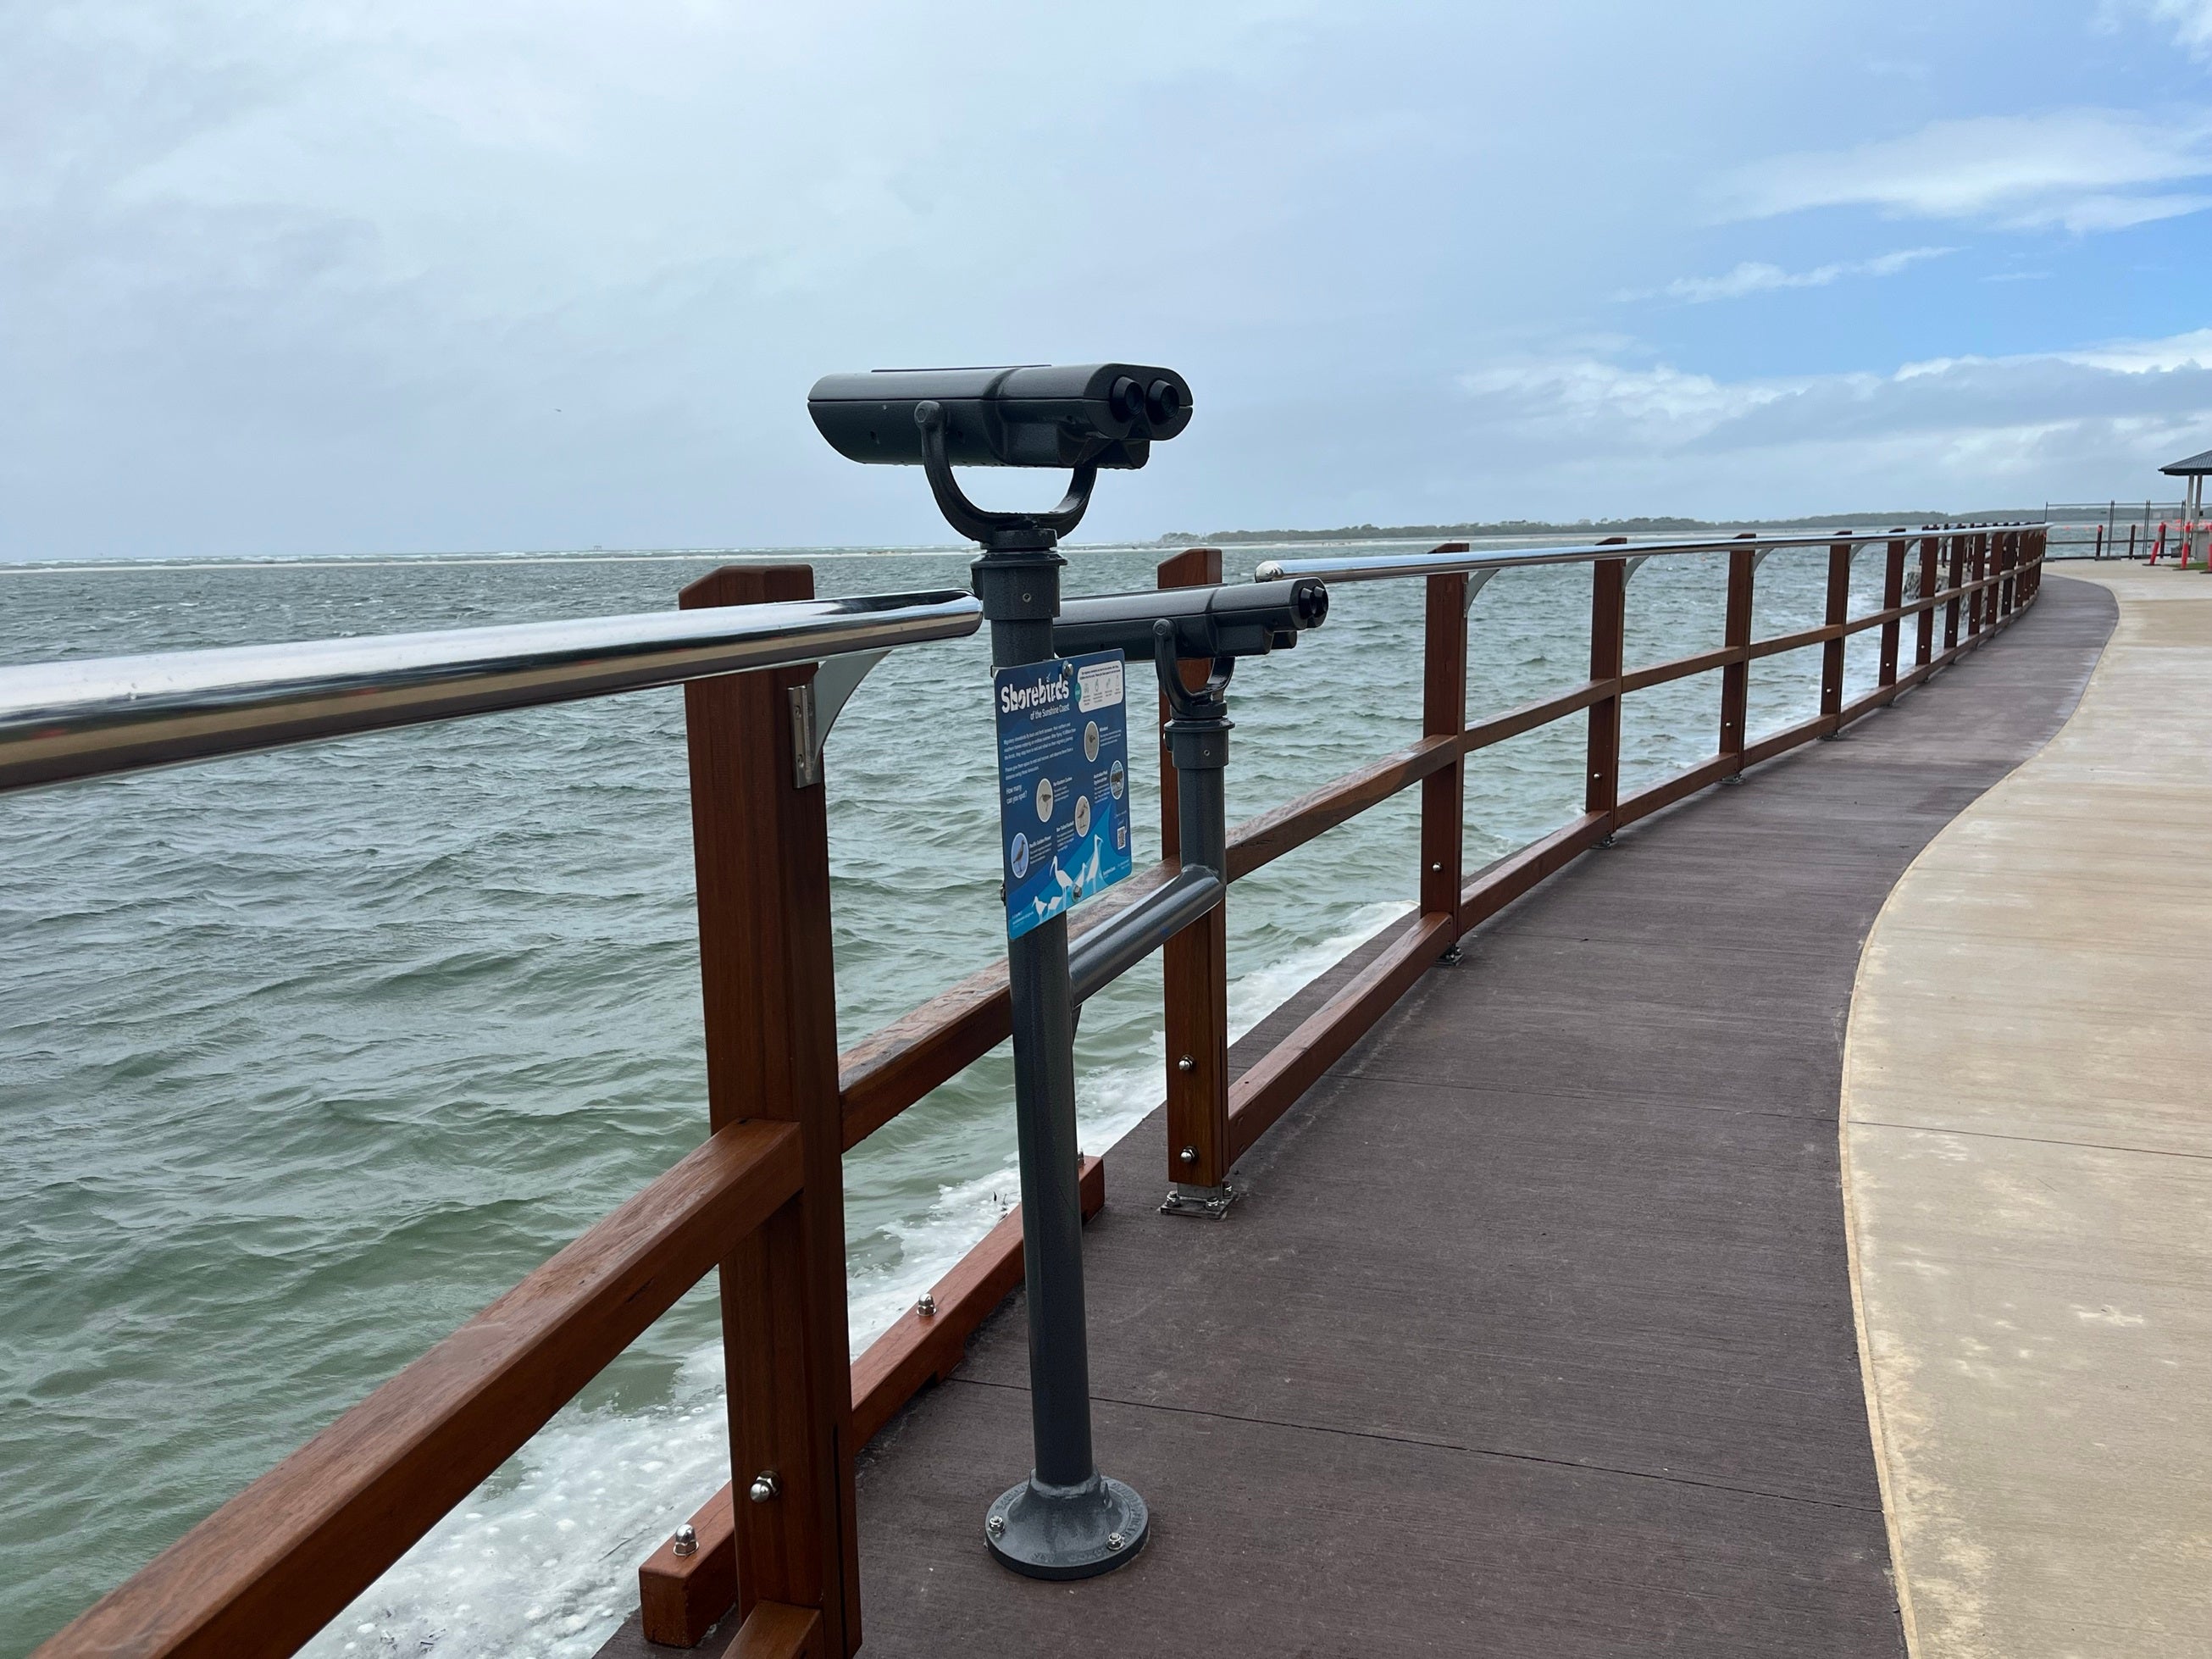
left=23, top=524, right=2047, bottom=1658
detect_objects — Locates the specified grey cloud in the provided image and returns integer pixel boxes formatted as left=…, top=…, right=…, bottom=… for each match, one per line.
left=3, top=2, right=2204, bottom=558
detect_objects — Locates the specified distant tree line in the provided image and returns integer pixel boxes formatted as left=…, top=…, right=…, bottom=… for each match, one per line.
left=1154, top=511, right=2031, bottom=547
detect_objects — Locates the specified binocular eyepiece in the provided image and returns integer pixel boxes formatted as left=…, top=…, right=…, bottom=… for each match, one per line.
left=1051, top=579, right=1329, bottom=663
left=809, top=363, right=1195, bottom=472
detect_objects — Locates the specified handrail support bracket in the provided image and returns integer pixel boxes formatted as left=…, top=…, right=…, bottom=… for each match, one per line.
left=788, top=648, right=890, bottom=789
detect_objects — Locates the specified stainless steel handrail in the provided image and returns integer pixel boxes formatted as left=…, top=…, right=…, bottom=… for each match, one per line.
left=1068, top=865, right=1224, bottom=1008
left=0, top=589, right=983, bottom=794
left=1254, top=523, right=2049, bottom=584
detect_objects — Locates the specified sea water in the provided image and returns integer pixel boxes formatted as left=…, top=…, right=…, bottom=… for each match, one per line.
left=0, top=541, right=1896, bottom=1656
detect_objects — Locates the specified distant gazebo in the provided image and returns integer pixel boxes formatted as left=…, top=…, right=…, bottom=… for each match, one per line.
left=2161, top=447, right=2212, bottom=524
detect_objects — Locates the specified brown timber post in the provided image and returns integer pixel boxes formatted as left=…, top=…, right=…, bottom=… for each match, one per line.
left=1879, top=530, right=1907, bottom=689
left=1962, top=531, right=1978, bottom=637
left=1719, top=533, right=1755, bottom=774
left=679, top=563, right=859, bottom=1656
left=1916, top=531, right=1938, bottom=668
left=1157, top=548, right=1231, bottom=1190
left=1968, top=532, right=1988, bottom=636
left=1422, top=564, right=1471, bottom=938
left=1820, top=537, right=1851, bottom=727
left=1587, top=540, right=1628, bottom=835
left=1943, top=533, right=1964, bottom=652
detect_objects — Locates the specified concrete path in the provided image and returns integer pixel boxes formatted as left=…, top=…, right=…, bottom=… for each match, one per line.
left=1842, top=562, right=2212, bottom=1658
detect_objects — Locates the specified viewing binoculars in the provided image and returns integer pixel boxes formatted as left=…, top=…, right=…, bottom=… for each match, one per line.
left=1052, top=579, right=1329, bottom=663
left=809, top=363, right=1195, bottom=472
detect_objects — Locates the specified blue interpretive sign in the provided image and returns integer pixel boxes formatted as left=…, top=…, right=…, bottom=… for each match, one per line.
left=993, top=649, right=1133, bottom=940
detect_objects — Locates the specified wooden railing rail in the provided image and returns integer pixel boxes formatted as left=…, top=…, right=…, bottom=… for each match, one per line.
left=34, top=525, right=2046, bottom=1659
left=42, top=1118, right=801, bottom=1659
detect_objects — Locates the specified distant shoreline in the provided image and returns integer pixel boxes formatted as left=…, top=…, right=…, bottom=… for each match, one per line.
left=1156, top=511, right=2030, bottom=547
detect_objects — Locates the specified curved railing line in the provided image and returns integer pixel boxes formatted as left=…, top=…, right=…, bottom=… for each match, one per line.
left=25, top=527, right=2047, bottom=1658
left=1255, top=522, right=2049, bottom=584
left=0, top=589, right=983, bottom=794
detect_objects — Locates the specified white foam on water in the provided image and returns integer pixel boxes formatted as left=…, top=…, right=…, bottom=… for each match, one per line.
left=298, top=897, right=1416, bottom=1657
left=300, top=1341, right=733, bottom=1658
left=1225, top=899, right=1417, bottom=1046
left=846, top=1160, right=1021, bottom=1348
left=1069, top=896, right=1419, bottom=1162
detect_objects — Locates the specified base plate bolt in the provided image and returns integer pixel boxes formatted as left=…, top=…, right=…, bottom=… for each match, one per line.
left=1106, top=1532, right=1124, bottom=1551
left=987, top=1514, right=1006, bottom=1538
left=748, top=1472, right=780, bottom=1504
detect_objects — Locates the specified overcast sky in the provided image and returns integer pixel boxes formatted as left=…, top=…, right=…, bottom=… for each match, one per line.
left=7, top=0, right=2212, bottom=558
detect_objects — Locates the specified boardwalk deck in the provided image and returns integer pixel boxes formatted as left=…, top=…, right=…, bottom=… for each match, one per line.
left=609, top=576, right=2115, bottom=1658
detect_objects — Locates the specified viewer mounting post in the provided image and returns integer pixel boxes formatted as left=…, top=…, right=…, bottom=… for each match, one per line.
left=809, top=363, right=1195, bottom=1579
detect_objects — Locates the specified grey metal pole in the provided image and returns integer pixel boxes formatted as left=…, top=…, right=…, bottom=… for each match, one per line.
left=973, top=538, right=1150, bottom=1580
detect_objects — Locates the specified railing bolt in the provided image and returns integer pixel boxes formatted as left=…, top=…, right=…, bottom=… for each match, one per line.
left=672, top=1523, right=697, bottom=1557
left=1176, top=1054, right=1195, bottom=1073
left=1440, top=944, right=1461, bottom=964
left=748, top=1471, right=780, bottom=1505
left=916, top=1290, right=937, bottom=1317
left=1178, top=1146, right=1198, bottom=1165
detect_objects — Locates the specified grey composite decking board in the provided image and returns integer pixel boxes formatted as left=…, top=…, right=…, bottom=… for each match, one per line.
left=597, top=577, right=2115, bottom=1658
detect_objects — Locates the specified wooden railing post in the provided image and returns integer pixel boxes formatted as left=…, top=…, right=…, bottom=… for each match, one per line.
left=1422, top=568, right=1470, bottom=936
left=679, top=564, right=860, bottom=1656
left=1157, top=548, right=1232, bottom=1190
left=1916, top=531, right=1939, bottom=668
left=1878, top=530, right=1907, bottom=689
left=1586, top=540, right=1628, bottom=835
left=1718, top=532, right=1755, bottom=775
left=1944, top=533, right=1964, bottom=652
left=1820, top=537, right=1851, bottom=727
left=1968, top=531, right=1988, bottom=637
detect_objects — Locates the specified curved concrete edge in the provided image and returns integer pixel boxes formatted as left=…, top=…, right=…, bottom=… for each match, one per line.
left=1841, top=565, right=2212, bottom=1659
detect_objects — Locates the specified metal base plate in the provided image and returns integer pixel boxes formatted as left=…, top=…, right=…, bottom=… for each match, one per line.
left=984, top=1474, right=1149, bottom=1580
left=1159, top=1181, right=1239, bottom=1220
